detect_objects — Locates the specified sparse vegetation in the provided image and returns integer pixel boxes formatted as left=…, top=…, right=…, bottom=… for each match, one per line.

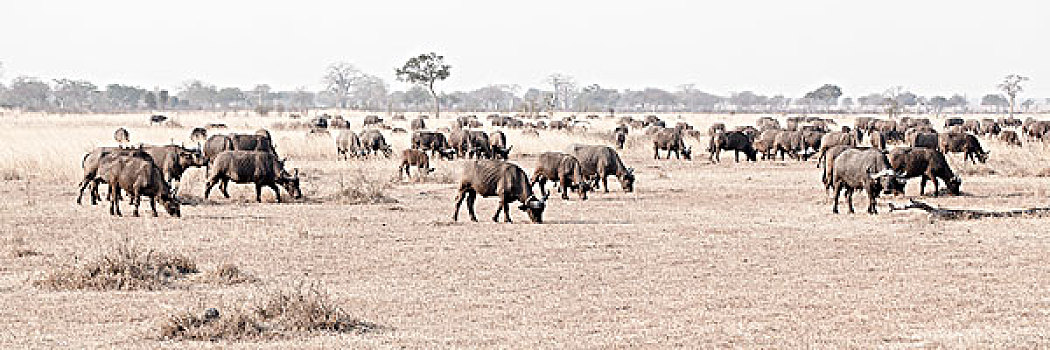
left=327, top=169, right=398, bottom=205
left=35, top=243, right=198, bottom=291
left=158, top=283, right=378, bottom=341
left=201, top=263, right=259, bottom=285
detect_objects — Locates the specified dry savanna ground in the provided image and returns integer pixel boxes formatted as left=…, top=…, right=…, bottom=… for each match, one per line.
left=2, top=110, right=1050, bottom=348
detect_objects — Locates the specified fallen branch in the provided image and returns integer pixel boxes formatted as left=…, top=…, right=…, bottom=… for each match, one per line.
left=888, top=199, right=1050, bottom=220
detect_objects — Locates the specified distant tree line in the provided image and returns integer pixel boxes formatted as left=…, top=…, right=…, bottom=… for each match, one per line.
left=0, top=60, right=1042, bottom=115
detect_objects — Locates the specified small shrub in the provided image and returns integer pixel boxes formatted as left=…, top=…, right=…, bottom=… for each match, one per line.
left=35, top=243, right=198, bottom=291
left=158, top=283, right=378, bottom=341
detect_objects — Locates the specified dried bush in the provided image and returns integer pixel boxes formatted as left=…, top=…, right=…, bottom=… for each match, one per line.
left=158, top=283, right=378, bottom=341
left=35, top=243, right=198, bottom=291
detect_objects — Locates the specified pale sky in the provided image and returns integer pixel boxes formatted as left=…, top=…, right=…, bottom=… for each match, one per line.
left=2, top=0, right=1047, bottom=99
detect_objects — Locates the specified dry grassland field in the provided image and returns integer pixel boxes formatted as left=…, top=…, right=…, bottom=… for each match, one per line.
left=3, top=110, right=1050, bottom=348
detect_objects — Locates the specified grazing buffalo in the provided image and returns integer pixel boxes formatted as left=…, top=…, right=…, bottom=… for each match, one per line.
left=77, top=147, right=152, bottom=205
left=114, top=128, right=130, bottom=145
left=962, top=120, right=981, bottom=134
left=831, top=148, right=905, bottom=214
left=1023, top=120, right=1050, bottom=140
left=363, top=115, right=383, bottom=126
left=489, top=130, right=511, bottom=160
left=336, top=131, right=365, bottom=159
left=190, top=128, right=208, bottom=143
left=399, top=149, right=433, bottom=180
left=816, top=132, right=856, bottom=167
left=448, top=129, right=471, bottom=158
left=467, top=130, right=492, bottom=159
left=753, top=130, right=780, bottom=160
left=453, top=160, right=546, bottom=223
left=149, top=115, right=168, bottom=125
left=938, top=132, right=987, bottom=164
left=652, top=129, right=691, bottom=160
left=869, top=130, right=886, bottom=150
left=888, top=147, right=961, bottom=196
left=99, top=155, right=180, bottom=217
left=908, top=132, right=939, bottom=149
left=821, top=145, right=864, bottom=192
left=205, top=151, right=301, bottom=202
left=980, top=120, right=1001, bottom=136
left=142, top=145, right=205, bottom=195
left=411, top=131, right=455, bottom=160
left=709, top=131, right=757, bottom=163
left=708, top=122, right=726, bottom=136
left=615, top=130, right=627, bottom=150
left=1000, top=130, right=1021, bottom=147
left=359, top=130, right=393, bottom=157
left=773, top=131, right=804, bottom=161
left=570, top=144, right=635, bottom=193
left=532, top=152, right=591, bottom=200
left=944, top=117, right=964, bottom=128
left=410, top=118, right=426, bottom=130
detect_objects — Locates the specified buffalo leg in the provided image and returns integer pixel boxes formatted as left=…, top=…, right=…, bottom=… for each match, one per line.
left=149, top=197, right=158, bottom=217
left=846, top=188, right=855, bottom=214
left=221, top=179, right=231, bottom=198
left=76, top=178, right=91, bottom=205
left=465, top=191, right=478, bottom=222
left=560, top=179, right=570, bottom=200
left=832, top=183, right=842, bottom=214
left=653, top=146, right=659, bottom=159
left=255, top=183, right=263, bottom=202
left=114, top=187, right=123, bottom=216
left=919, top=176, right=927, bottom=196
left=502, top=199, right=512, bottom=223
left=269, top=183, right=282, bottom=203
left=535, top=177, right=549, bottom=198
left=453, top=189, right=466, bottom=221
left=109, top=186, right=119, bottom=216
left=204, top=178, right=217, bottom=199
left=132, top=191, right=141, bottom=217
left=601, top=173, right=610, bottom=193
left=867, top=189, right=878, bottom=214
left=492, top=198, right=504, bottom=222
left=930, top=174, right=940, bottom=197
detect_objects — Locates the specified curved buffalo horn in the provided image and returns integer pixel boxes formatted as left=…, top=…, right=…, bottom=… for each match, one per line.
left=870, top=169, right=896, bottom=179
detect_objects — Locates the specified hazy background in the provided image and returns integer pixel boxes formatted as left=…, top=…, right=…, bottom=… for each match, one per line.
left=1, top=0, right=1046, bottom=97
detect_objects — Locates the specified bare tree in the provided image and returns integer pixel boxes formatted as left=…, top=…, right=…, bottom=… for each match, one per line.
left=998, top=74, right=1029, bottom=118
left=882, top=86, right=904, bottom=118
left=547, top=73, right=576, bottom=110
left=396, top=52, right=451, bottom=117
left=323, top=62, right=362, bottom=109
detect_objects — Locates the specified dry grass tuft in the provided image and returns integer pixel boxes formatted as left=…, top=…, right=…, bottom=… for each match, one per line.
left=326, top=170, right=398, bottom=205
left=12, top=248, right=43, bottom=258
left=202, top=263, right=259, bottom=285
left=35, top=243, right=198, bottom=291
left=157, top=283, right=378, bottom=341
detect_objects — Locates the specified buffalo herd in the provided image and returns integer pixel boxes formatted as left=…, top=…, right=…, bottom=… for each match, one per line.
left=76, top=112, right=1038, bottom=221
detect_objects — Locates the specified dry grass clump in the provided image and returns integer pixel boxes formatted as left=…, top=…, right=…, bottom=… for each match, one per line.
left=158, top=283, right=378, bottom=341
left=35, top=243, right=198, bottom=291
left=326, top=169, right=398, bottom=205
left=201, top=263, right=259, bottom=285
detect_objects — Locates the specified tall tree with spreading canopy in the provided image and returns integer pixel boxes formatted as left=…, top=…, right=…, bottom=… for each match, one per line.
left=997, top=74, right=1028, bottom=118
left=395, top=52, right=451, bottom=117
left=804, top=84, right=843, bottom=111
